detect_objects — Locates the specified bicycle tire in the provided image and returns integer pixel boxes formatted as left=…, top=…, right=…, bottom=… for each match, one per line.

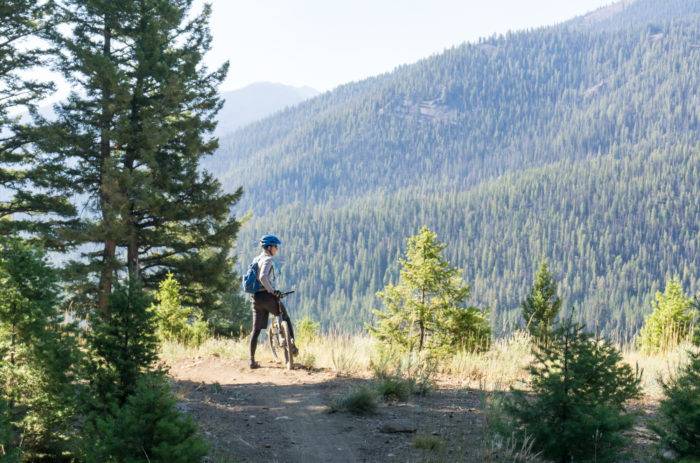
left=281, top=320, right=294, bottom=370
left=268, top=325, right=279, bottom=361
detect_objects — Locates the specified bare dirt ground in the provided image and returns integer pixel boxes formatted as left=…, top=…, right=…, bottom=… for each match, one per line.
left=170, top=357, right=487, bottom=463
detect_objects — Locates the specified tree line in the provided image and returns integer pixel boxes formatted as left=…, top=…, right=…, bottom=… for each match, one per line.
left=1, top=0, right=243, bottom=460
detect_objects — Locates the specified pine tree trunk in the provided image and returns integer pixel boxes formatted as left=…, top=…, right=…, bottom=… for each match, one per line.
left=97, top=19, right=115, bottom=314
left=125, top=60, right=144, bottom=281
left=418, top=321, right=425, bottom=351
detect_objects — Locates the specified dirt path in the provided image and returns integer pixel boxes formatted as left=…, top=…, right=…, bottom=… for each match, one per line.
left=170, top=357, right=486, bottom=463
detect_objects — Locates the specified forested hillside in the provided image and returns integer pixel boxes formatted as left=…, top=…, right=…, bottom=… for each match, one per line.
left=209, top=0, right=700, bottom=338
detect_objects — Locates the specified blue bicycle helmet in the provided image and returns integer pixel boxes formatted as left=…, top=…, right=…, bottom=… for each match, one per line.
left=260, top=234, right=282, bottom=248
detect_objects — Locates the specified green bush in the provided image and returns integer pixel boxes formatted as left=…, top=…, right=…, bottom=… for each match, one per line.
left=653, top=349, right=700, bottom=458
left=505, top=322, right=642, bottom=463
left=296, top=316, right=321, bottom=346
left=375, top=376, right=413, bottom=402
left=152, top=273, right=210, bottom=347
left=297, top=351, right=317, bottom=370
left=330, top=386, right=377, bottom=415
left=83, top=373, right=208, bottom=463
left=637, top=278, right=696, bottom=354
left=0, top=397, right=19, bottom=463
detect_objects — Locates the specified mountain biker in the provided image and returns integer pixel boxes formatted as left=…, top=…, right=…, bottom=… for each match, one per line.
left=249, top=234, right=298, bottom=369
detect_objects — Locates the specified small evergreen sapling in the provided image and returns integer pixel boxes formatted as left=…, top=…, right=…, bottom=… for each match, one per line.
left=521, top=261, right=561, bottom=343
left=0, top=238, right=79, bottom=459
left=370, top=227, right=490, bottom=355
left=505, top=322, right=642, bottom=463
left=637, top=278, right=695, bottom=354
left=86, top=280, right=159, bottom=407
left=152, top=273, right=209, bottom=347
left=83, top=373, right=208, bottom=463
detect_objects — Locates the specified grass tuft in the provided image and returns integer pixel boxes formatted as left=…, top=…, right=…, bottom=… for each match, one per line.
left=413, top=434, right=444, bottom=451
left=329, top=386, right=377, bottom=415
left=375, top=376, right=413, bottom=402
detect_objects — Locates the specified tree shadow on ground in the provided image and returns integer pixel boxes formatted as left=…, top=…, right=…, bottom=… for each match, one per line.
left=171, top=363, right=487, bottom=463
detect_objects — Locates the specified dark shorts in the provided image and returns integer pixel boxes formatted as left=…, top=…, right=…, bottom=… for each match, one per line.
left=251, top=291, right=283, bottom=331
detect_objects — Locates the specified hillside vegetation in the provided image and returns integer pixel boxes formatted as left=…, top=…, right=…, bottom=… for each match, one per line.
left=210, top=0, right=700, bottom=337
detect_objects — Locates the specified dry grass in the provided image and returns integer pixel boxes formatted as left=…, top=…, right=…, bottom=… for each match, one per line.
left=622, top=341, right=694, bottom=400
left=444, top=331, right=533, bottom=391
left=161, top=330, right=693, bottom=399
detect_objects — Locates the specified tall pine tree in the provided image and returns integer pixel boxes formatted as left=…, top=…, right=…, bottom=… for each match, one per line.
left=0, top=0, right=76, bottom=243
left=42, top=0, right=241, bottom=316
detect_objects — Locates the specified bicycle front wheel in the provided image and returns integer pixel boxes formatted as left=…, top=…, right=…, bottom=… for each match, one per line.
left=268, top=325, right=280, bottom=361
left=280, top=320, right=294, bottom=370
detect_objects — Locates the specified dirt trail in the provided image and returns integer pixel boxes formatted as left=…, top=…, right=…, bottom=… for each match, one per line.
left=170, top=357, right=485, bottom=463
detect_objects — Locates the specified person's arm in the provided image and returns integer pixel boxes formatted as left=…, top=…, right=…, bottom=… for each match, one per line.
left=258, top=257, right=276, bottom=294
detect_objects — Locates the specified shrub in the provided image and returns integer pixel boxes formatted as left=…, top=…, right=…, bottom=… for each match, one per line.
left=152, top=273, right=210, bottom=347
left=297, top=351, right=317, bottom=370
left=653, top=349, right=700, bottom=457
left=83, top=373, right=208, bottom=463
left=505, top=322, right=642, bottom=463
left=208, top=289, right=251, bottom=338
left=296, top=316, right=321, bottom=346
left=637, top=278, right=695, bottom=354
left=371, top=348, right=436, bottom=397
left=0, top=397, right=19, bottom=463
left=330, top=386, right=377, bottom=415
left=375, top=376, right=413, bottom=402
left=331, top=347, right=359, bottom=376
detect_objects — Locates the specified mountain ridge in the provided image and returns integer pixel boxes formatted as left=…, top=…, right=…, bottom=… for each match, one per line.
left=215, top=81, right=319, bottom=136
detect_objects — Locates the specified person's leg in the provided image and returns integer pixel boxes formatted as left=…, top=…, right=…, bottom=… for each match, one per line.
left=249, top=327, right=262, bottom=367
left=250, top=296, right=270, bottom=368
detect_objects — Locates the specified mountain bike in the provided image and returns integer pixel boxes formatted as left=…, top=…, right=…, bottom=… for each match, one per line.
left=267, top=290, right=296, bottom=370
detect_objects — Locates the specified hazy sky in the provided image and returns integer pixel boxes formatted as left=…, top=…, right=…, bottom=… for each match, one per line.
left=204, top=0, right=614, bottom=93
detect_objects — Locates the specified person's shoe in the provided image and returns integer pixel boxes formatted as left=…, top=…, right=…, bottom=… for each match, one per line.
left=249, top=360, right=260, bottom=369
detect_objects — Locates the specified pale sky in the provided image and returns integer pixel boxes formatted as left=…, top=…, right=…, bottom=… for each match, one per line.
left=203, top=0, right=614, bottom=93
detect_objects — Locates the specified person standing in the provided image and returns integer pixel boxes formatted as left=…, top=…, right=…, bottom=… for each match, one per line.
left=248, top=234, right=298, bottom=369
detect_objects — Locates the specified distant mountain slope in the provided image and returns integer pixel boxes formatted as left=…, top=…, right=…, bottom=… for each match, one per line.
left=241, top=144, right=700, bottom=337
left=210, top=0, right=700, bottom=337
left=216, top=82, right=318, bottom=136
left=567, top=0, right=700, bottom=32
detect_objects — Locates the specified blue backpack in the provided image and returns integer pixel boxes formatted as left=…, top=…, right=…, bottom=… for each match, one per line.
left=242, top=260, right=263, bottom=294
